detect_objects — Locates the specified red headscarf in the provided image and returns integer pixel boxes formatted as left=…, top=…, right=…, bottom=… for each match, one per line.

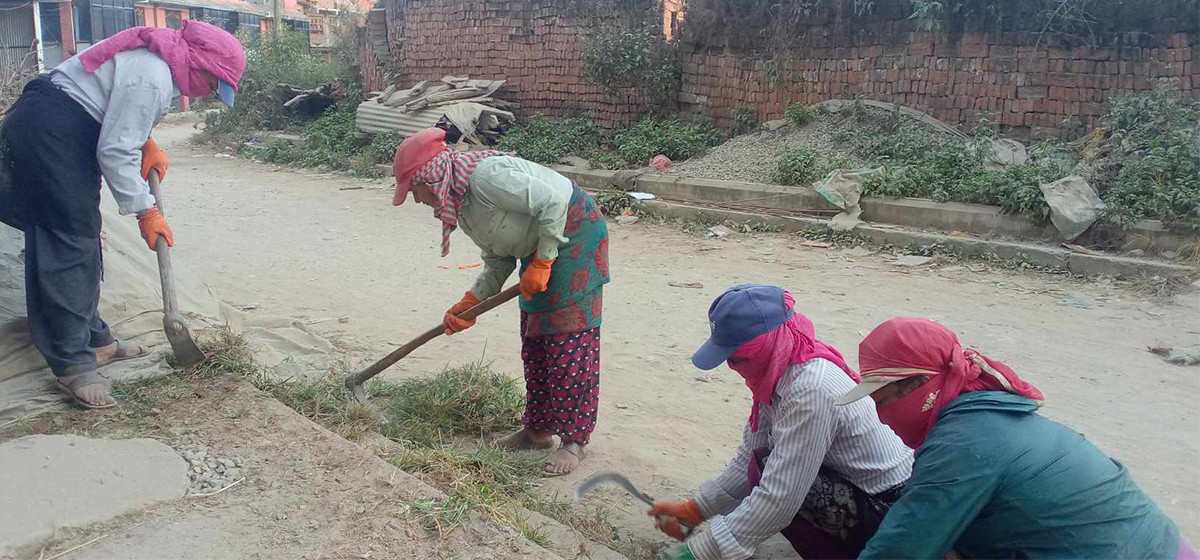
left=410, top=148, right=508, bottom=256
left=728, top=291, right=859, bottom=432
left=79, top=20, right=246, bottom=98
left=859, top=317, right=1044, bottom=448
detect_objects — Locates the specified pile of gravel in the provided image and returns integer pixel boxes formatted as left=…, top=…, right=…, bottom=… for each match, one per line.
left=665, top=115, right=853, bottom=184
left=179, top=446, right=245, bottom=495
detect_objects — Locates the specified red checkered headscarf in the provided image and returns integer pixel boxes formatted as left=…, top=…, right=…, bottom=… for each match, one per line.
left=411, top=149, right=507, bottom=256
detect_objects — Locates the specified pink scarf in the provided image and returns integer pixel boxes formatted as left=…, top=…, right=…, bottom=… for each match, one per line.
left=411, top=149, right=507, bottom=256
left=727, top=292, right=858, bottom=432
left=79, top=20, right=246, bottom=98
left=859, top=317, right=1044, bottom=448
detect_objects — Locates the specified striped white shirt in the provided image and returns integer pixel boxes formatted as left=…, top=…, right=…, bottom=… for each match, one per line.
left=689, top=359, right=914, bottom=560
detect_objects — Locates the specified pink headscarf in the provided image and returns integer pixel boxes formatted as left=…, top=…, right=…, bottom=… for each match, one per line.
left=79, top=20, right=246, bottom=98
left=727, top=291, right=859, bottom=432
left=859, top=317, right=1044, bottom=448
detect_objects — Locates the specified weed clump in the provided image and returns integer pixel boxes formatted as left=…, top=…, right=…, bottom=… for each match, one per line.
left=377, top=360, right=525, bottom=446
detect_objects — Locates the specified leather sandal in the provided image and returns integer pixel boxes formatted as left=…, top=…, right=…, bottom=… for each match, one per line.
left=56, top=370, right=117, bottom=409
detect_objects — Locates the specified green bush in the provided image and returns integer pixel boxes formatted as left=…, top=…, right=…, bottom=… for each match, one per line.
left=731, top=105, right=760, bottom=136
left=369, top=131, right=404, bottom=165
left=615, top=118, right=723, bottom=165
left=496, top=114, right=600, bottom=166
left=202, top=30, right=343, bottom=139
left=774, top=148, right=820, bottom=186
left=1095, top=84, right=1200, bottom=229
left=837, top=115, right=1066, bottom=220
left=253, top=108, right=377, bottom=172
left=582, top=26, right=681, bottom=110
left=785, top=102, right=815, bottom=126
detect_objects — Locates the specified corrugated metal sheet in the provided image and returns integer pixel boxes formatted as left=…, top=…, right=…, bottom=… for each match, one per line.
left=356, top=101, right=515, bottom=140
left=355, top=100, right=451, bottom=136
left=0, top=5, right=35, bottom=70
left=0, top=6, right=34, bottom=47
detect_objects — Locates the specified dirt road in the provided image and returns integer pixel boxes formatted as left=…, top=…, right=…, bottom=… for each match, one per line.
left=155, top=122, right=1198, bottom=554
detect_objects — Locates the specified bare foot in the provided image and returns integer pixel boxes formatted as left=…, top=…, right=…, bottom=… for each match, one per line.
left=95, top=340, right=148, bottom=367
left=494, top=428, right=555, bottom=450
left=543, top=442, right=585, bottom=476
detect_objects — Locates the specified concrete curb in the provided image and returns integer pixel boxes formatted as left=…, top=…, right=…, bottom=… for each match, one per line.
left=634, top=198, right=1194, bottom=279
left=557, top=167, right=1196, bottom=254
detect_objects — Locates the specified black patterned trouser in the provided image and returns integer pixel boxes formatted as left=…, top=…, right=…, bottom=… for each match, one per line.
left=749, top=448, right=904, bottom=560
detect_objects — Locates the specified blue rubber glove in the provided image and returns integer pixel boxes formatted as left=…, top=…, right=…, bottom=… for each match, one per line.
left=656, top=542, right=696, bottom=560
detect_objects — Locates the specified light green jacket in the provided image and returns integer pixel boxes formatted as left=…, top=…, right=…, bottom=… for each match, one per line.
left=458, top=156, right=572, bottom=299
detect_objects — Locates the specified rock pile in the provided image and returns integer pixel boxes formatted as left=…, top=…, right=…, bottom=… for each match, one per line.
left=179, top=446, right=245, bottom=495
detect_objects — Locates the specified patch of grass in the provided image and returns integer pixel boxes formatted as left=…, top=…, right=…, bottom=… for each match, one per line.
left=187, top=328, right=259, bottom=378
left=109, top=375, right=173, bottom=419
left=265, top=360, right=644, bottom=553
left=774, top=148, right=820, bottom=186
left=785, top=102, right=814, bottom=126
left=258, top=374, right=380, bottom=441
left=731, top=105, right=760, bottom=136
left=403, top=496, right=472, bottom=535
left=377, top=360, right=524, bottom=446
left=798, top=228, right=871, bottom=246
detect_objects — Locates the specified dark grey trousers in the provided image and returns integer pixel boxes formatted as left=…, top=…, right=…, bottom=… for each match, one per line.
left=23, top=225, right=114, bottom=376
left=2, top=78, right=112, bottom=377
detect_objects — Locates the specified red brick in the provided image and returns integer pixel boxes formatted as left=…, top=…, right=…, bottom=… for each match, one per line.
left=1019, top=57, right=1049, bottom=73
left=1019, top=86, right=1049, bottom=99
left=961, top=43, right=989, bottom=58
left=1047, top=72, right=1077, bottom=87
left=1081, top=102, right=1105, bottom=116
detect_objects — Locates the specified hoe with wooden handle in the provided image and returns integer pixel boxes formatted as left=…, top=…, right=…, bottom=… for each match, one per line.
left=344, top=284, right=521, bottom=405
left=148, top=171, right=207, bottom=369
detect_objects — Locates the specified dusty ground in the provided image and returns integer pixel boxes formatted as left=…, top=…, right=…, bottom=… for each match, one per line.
left=151, top=121, right=1198, bottom=556
left=1, top=375, right=559, bottom=560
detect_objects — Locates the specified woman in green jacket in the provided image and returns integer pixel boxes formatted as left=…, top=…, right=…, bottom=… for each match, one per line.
left=392, top=128, right=610, bottom=475
left=837, top=317, right=1189, bottom=560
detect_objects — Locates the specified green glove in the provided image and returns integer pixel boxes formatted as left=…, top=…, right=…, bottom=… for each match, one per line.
left=656, top=542, right=696, bottom=560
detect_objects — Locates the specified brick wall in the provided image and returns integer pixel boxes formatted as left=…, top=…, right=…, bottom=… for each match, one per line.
left=678, top=0, right=1199, bottom=138
left=379, top=0, right=1199, bottom=137
left=382, top=0, right=661, bottom=128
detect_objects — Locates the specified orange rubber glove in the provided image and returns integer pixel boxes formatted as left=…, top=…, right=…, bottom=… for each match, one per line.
left=443, top=292, right=480, bottom=335
left=519, top=258, right=554, bottom=301
left=648, top=499, right=704, bottom=542
left=137, top=207, right=174, bottom=251
left=141, top=137, right=168, bottom=182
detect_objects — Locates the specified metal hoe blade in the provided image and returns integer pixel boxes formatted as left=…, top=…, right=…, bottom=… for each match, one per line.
left=573, top=472, right=655, bottom=506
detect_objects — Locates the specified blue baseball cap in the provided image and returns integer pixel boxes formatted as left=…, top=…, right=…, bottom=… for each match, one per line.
left=692, top=284, right=792, bottom=370
left=217, top=80, right=236, bottom=107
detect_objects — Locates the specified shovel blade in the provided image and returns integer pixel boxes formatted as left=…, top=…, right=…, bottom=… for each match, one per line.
left=164, top=313, right=206, bottom=368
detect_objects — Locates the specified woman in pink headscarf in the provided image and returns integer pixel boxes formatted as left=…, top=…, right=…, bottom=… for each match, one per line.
left=648, top=284, right=913, bottom=560
left=0, top=21, right=245, bottom=409
left=839, top=317, right=1189, bottom=560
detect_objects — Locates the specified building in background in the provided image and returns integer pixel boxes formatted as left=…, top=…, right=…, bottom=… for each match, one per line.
left=0, top=0, right=366, bottom=74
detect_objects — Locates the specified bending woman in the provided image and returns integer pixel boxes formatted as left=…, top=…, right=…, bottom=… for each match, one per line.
left=391, top=128, right=610, bottom=475
left=650, top=284, right=912, bottom=560
left=0, top=21, right=245, bottom=409
left=839, top=317, right=1190, bottom=560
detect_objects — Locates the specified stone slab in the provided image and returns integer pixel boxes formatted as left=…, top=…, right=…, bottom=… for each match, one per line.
left=0, top=435, right=189, bottom=555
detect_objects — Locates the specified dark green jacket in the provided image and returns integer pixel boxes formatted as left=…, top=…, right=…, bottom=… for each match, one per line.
left=861, top=391, right=1180, bottom=559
